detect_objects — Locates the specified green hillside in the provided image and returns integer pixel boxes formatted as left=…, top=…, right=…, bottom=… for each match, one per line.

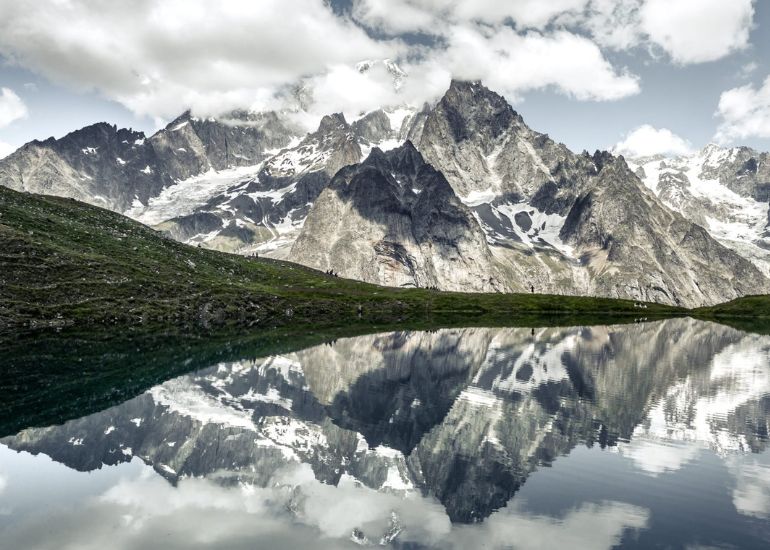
left=0, top=186, right=687, bottom=330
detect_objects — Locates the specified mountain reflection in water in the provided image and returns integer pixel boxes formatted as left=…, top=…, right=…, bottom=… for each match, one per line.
left=2, top=318, right=770, bottom=548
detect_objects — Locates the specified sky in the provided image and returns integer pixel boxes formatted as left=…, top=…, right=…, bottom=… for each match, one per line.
left=0, top=0, right=769, bottom=159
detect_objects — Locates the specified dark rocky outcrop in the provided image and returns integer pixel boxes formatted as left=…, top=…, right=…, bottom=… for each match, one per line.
left=290, top=141, right=507, bottom=291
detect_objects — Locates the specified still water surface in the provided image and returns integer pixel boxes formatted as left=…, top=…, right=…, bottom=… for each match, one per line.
left=1, top=318, right=770, bottom=548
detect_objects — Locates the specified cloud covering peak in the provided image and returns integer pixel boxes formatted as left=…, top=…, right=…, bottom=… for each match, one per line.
left=0, top=0, right=648, bottom=127
left=0, top=0, right=762, bottom=147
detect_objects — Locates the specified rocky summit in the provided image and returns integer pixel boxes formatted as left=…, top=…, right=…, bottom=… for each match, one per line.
left=291, top=141, right=506, bottom=291
left=127, top=109, right=410, bottom=257
left=1, top=78, right=768, bottom=307
left=404, top=80, right=769, bottom=306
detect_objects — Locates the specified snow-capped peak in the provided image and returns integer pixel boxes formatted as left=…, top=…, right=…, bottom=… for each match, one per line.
left=356, top=58, right=408, bottom=90
left=628, top=144, right=770, bottom=276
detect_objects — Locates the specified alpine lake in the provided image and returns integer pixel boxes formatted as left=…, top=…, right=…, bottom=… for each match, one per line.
left=1, top=317, right=769, bottom=549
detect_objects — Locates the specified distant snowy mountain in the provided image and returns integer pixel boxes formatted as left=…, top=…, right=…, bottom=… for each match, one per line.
left=626, top=144, right=770, bottom=276
left=0, top=110, right=298, bottom=212
left=356, top=58, right=408, bottom=91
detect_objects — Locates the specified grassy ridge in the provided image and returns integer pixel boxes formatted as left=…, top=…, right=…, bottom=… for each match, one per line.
left=0, top=186, right=683, bottom=330
left=694, top=295, right=770, bottom=318
left=693, top=295, right=770, bottom=334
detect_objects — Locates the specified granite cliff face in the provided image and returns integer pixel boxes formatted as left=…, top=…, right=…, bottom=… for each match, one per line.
left=290, top=141, right=507, bottom=291
left=404, top=80, right=769, bottom=306
left=558, top=151, right=765, bottom=306
left=148, top=110, right=297, bottom=182
left=0, top=123, right=163, bottom=212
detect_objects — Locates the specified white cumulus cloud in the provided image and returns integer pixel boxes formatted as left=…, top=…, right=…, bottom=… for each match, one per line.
left=350, top=2, right=643, bottom=104
left=0, top=0, right=644, bottom=126
left=350, top=0, right=442, bottom=34
left=0, top=0, right=752, bottom=130
left=433, top=26, right=640, bottom=102
left=353, top=1, right=756, bottom=66
left=0, top=87, right=28, bottom=128
left=576, top=0, right=755, bottom=64
left=0, top=0, right=401, bottom=121
left=351, top=0, right=590, bottom=33
left=640, top=0, right=754, bottom=64
left=574, top=0, right=644, bottom=50
left=614, top=124, right=693, bottom=157
left=714, top=76, right=770, bottom=143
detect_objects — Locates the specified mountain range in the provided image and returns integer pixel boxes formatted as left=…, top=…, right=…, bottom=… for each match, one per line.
left=1, top=71, right=768, bottom=307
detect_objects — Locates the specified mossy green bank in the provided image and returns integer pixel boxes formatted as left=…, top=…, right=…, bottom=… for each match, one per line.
left=0, top=186, right=684, bottom=331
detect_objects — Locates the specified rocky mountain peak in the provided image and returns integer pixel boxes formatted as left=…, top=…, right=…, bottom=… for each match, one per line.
left=408, top=79, right=560, bottom=201
left=358, top=144, right=388, bottom=166
left=700, top=142, right=724, bottom=156
left=290, top=137, right=506, bottom=292
left=439, top=80, right=522, bottom=140
left=23, top=121, right=146, bottom=154
left=361, top=140, right=421, bottom=171
left=351, top=110, right=392, bottom=144
left=335, top=146, right=413, bottom=201
left=387, top=138, right=422, bottom=164
left=169, top=109, right=193, bottom=123
left=257, top=111, right=359, bottom=183
left=356, top=58, right=408, bottom=90
left=592, top=149, right=618, bottom=172
left=316, top=112, right=350, bottom=135
left=27, top=136, right=57, bottom=148
left=60, top=121, right=146, bottom=146
left=351, top=141, right=443, bottom=201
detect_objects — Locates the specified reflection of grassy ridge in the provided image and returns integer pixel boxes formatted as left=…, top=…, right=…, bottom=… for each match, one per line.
left=0, top=326, right=337, bottom=437
left=695, top=295, right=770, bottom=316
left=5, top=312, right=758, bottom=438
left=694, top=296, right=770, bottom=334
left=697, top=316, right=770, bottom=336
left=0, top=314, right=667, bottom=438
left=0, top=187, right=682, bottom=331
